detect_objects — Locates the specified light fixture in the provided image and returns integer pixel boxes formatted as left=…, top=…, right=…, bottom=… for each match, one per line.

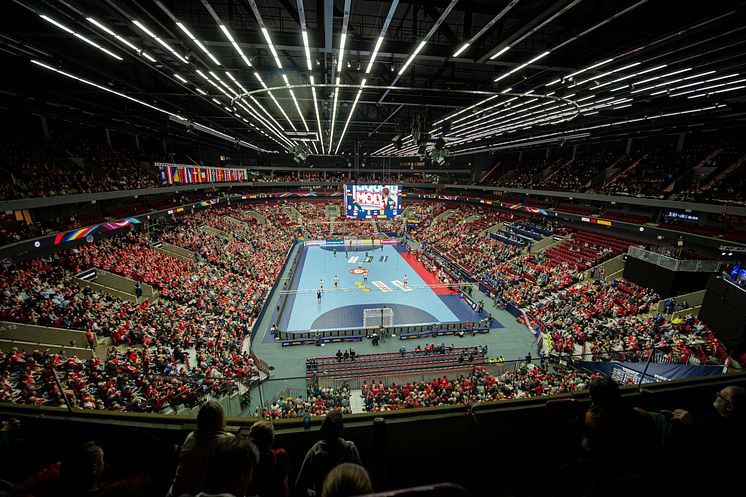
left=176, top=22, right=221, bottom=66
left=310, top=75, right=324, bottom=151
left=30, top=59, right=282, bottom=151
left=489, top=46, right=511, bottom=60
left=219, top=25, right=252, bottom=68
left=366, top=36, right=385, bottom=73
left=260, top=27, right=283, bottom=69
left=452, top=43, right=470, bottom=58
left=133, top=20, right=188, bottom=63
left=494, top=51, right=549, bottom=82
left=41, top=15, right=122, bottom=60
left=86, top=17, right=155, bottom=62
left=399, top=40, right=427, bottom=75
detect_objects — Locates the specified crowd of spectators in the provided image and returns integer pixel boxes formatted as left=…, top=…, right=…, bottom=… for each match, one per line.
left=0, top=136, right=158, bottom=200
left=603, top=143, right=712, bottom=197
left=259, top=383, right=353, bottom=419
left=490, top=157, right=561, bottom=188
left=535, top=151, right=617, bottom=191
left=527, top=278, right=729, bottom=365
left=0, top=204, right=301, bottom=413
left=361, top=363, right=594, bottom=411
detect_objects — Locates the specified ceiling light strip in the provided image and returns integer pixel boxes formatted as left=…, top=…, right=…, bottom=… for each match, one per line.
left=310, top=76, right=324, bottom=152
left=297, top=0, right=313, bottom=71
left=41, top=15, right=122, bottom=60
left=454, top=0, right=520, bottom=58
left=494, top=51, right=550, bottom=82
left=333, top=0, right=400, bottom=153
left=176, top=22, right=221, bottom=66
left=30, top=59, right=273, bottom=152
left=328, top=77, right=341, bottom=153
left=379, top=0, right=459, bottom=103
left=488, top=0, right=582, bottom=61
left=335, top=80, right=366, bottom=154
left=86, top=17, right=155, bottom=62
left=132, top=20, right=187, bottom=63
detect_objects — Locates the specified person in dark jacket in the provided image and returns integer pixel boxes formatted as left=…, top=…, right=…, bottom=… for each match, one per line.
left=294, top=411, right=362, bottom=497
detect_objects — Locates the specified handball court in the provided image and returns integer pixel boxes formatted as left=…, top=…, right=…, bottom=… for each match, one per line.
left=247, top=240, right=537, bottom=415
left=277, top=243, right=484, bottom=332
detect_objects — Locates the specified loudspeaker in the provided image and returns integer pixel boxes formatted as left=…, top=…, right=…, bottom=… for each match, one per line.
left=418, top=143, right=428, bottom=155
left=434, top=137, right=447, bottom=150
left=392, top=134, right=402, bottom=150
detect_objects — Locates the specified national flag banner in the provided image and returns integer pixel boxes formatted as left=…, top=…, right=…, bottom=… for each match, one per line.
left=155, top=163, right=250, bottom=185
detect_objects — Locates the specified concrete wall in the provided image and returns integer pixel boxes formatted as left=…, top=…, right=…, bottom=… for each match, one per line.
left=587, top=254, right=625, bottom=279
left=533, top=234, right=567, bottom=253
left=156, top=242, right=193, bottom=261
left=201, top=225, right=233, bottom=240
left=1, top=321, right=94, bottom=348
left=0, top=339, right=94, bottom=358
left=75, top=269, right=156, bottom=303
left=240, top=210, right=268, bottom=224
left=1, top=320, right=95, bottom=358
left=655, top=289, right=706, bottom=313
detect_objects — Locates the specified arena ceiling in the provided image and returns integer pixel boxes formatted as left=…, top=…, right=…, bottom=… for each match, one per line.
left=2, top=0, right=746, bottom=162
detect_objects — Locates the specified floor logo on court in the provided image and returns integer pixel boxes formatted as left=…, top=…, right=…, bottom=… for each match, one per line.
left=349, top=267, right=368, bottom=275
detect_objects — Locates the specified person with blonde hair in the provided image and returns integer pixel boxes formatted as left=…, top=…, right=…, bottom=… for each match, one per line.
left=167, top=400, right=234, bottom=497
left=247, top=420, right=290, bottom=497
left=321, top=463, right=372, bottom=497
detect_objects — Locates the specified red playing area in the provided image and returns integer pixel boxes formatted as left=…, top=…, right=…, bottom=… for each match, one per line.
left=399, top=251, right=454, bottom=295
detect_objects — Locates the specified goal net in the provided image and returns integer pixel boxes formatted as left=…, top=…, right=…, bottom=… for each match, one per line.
left=363, top=307, right=394, bottom=328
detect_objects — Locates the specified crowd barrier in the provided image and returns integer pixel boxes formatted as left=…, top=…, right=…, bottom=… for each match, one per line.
left=274, top=320, right=491, bottom=341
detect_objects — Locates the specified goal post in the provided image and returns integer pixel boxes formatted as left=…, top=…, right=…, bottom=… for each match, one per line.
left=363, top=307, right=394, bottom=328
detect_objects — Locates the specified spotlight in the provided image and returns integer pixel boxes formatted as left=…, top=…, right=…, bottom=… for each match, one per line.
left=291, top=142, right=311, bottom=163
left=429, top=147, right=449, bottom=166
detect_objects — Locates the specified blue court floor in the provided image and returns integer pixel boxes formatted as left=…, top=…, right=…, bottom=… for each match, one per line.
left=278, top=244, right=483, bottom=332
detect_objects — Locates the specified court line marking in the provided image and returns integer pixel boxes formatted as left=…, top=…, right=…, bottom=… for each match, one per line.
left=372, top=280, right=392, bottom=292
left=391, top=280, right=413, bottom=292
